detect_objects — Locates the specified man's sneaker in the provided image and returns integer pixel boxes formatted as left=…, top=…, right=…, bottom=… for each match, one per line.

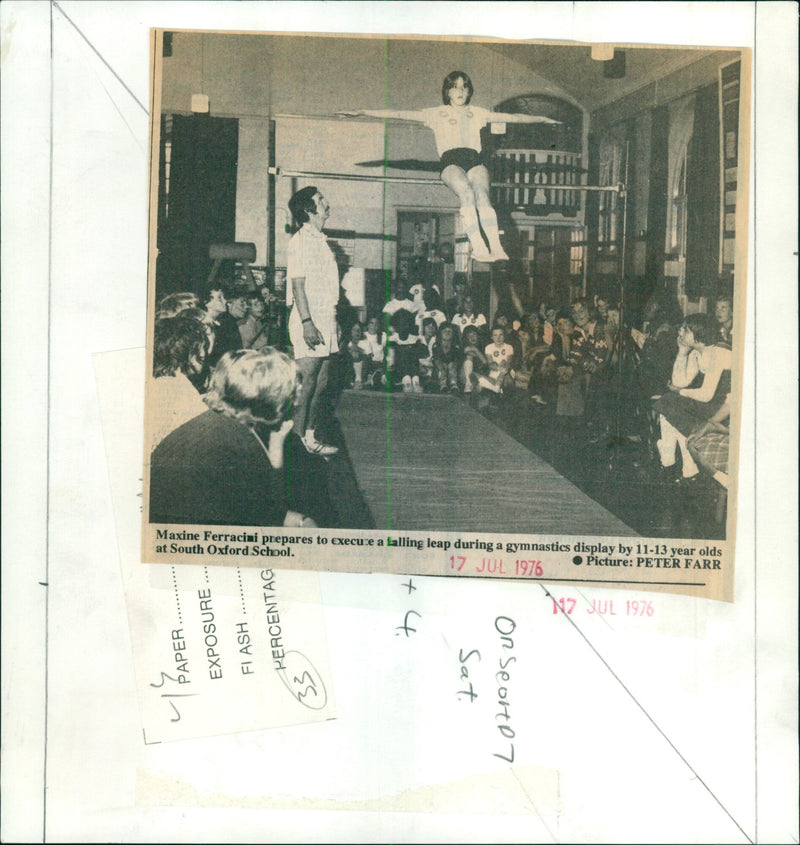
left=301, top=435, right=338, bottom=457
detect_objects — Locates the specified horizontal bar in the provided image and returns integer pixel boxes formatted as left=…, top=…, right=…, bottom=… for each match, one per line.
left=269, top=166, right=623, bottom=193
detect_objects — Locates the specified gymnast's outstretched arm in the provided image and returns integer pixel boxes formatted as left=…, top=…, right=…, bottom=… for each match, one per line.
left=488, top=112, right=561, bottom=124
left=338, top=109, right=425, bottom=122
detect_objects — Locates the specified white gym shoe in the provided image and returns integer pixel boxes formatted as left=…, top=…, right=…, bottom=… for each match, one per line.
left=301, top=435, right=339, bottom=457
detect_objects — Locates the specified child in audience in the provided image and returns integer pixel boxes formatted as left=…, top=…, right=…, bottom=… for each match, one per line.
left=359, top=315, right=385, bottom=388
left=483, top=324, right=516, bottom=393
left=433, top=323, right=462, bottom=394
left=387, top=307, right=423, bottom=392
left=460, top=324, right=489, bottom=394
left=417, top=317, right=439, bottom=388
left=414, top=287, right=448, bottom=335
left=344, top=321, right=369, bottom=388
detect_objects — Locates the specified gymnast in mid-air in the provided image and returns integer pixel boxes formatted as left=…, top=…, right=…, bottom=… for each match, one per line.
left=341, top=70, right=558, bottom=263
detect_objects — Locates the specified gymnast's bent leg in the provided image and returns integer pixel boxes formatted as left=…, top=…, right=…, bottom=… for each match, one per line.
left=441, top=164, right=493, bottom=263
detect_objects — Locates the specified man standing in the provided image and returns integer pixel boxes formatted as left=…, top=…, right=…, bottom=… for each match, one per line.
left=286, top=186, right=341, bottom=456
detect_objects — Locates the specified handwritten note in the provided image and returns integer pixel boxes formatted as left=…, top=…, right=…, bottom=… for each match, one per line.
left=95, top=348, right=334, bottom=742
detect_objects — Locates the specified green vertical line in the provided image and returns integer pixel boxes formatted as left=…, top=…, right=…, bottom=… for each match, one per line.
left=382, top=37, right=392, bottom=532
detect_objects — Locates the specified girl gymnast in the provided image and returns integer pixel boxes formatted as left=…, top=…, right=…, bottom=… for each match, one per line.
left=341, top=71, right=558, bottom=263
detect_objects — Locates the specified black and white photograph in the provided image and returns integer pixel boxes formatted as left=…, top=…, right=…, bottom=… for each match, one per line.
left=3, top=3, right=798, bottom=843
left=142, top=29, right=749, bottom=594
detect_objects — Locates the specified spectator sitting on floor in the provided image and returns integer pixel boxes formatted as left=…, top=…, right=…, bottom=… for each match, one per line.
left=149, top=348, right=316, bottom=528
left=460, top=324, right=489, bottom=394
left=539, top=303, right=558, bottom=346
left=687, top=396, right=731, bottom=489
left=492, top=311, right=522, bottom=364
left=359, top=315, right=385, bottom=388
left=148, top=311, right=212, bottom=453
left=204, top=284, right=246, bottom=369
left=653, top=313, right=732, bottom=483
left=343, top=321, right=370, bottom=388
left=155, top=291, right=200, bottom=320
left=452, top=293, right=488, bottom=339
left=522, top=314, right=552, bottom=405
left=387, top=306, right=423, bottom=393
left=714, top=292, right=734, bottom=349
left=483, top=324, right=516, bottom=395
left=382, top=280, right=416, bottom=319
left=540, top=312, right=586, bottom=416
left=571, top=297, right=610, bottom=374
left=632, top=291, right=683, bottom=398
left=433, top=323, right=462, bottom=394
left=414, top=287, right=448, bottom=335
left=417, top=317, right=439, bottom=387
left=238, top=293, right=270, bottom=350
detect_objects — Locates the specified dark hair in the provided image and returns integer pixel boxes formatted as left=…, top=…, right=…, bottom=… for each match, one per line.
left=442, top=71, right=474, bottom=105
left=288, top=185, right=319, bottom=224
left=421, top=317, right=437, bottom=333
left=682, top=313, right=717, bottom=346
left=153, top=313, right=210, bottom=378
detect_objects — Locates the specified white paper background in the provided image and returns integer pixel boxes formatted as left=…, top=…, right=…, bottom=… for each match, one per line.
left=1, top=2, right=797, bottom=842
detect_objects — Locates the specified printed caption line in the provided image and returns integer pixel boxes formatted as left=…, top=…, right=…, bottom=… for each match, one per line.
left=540, top=583, right=754, bottom=844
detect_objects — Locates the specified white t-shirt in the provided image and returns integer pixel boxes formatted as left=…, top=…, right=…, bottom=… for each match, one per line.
left=485, top=342, right=514, bottom=372
left=452, top=312, right=487, bottom=332
left=286, top=224, right=340, bottom=357
left=422, top=105, right=492, bottom=156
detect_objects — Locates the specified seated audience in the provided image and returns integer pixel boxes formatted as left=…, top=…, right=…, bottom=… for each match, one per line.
left=155, top=291, right=200, bottom=320
left=483, top=324, right=516, bottom=394
left=417, top=317, right=439, bottom=387
left=433, top=323, right=462, bottom=394
left=460, top=325, right=489, bottom=394
left=632, top=291, right=683, bottom=398
left=387, top=307, right=423, bottom=392
left=414, top=287, right=448, bottom=335
left=654, top=313, right=732, bottom=482
left=148, top=311, right=211, bottom=453
left=239, top=293, right=270, bottom=350
left=714, top=293, right=734, bottom=348
left=343, top=321, right=369, bottom=388
left=687, top=397, right=731, bottom=489
left=204, top=284, right=246, bottom=368
left=359, top=315, right=386, bottom=388
left=382, top=281, right=416, bottom=319
left=540, top=312, right=586, bottom=416
left=451, top=294, right=488, bottom=338
left=150, top=348, right=316, bottom=527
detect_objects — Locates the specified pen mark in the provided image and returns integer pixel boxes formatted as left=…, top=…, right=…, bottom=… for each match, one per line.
left=275, top=651, right=328, bottom=710
left=51, top=1, right=147, bottom=114
left=540, top=583, right=754, bottom=843
left=39, top=582, right=48, bottom=587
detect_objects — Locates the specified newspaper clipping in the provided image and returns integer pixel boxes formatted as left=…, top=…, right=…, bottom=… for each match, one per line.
left=141, top=30, right=749, bottom=601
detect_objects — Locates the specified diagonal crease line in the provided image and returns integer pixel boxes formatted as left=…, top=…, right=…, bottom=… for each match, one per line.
left=51, top=0, right=148, bottom=115
left=509, top=767, right=558, bottom=844
left=539, top=583, right=754, bottom=844
left=98, top=78, right=147, bottom=154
